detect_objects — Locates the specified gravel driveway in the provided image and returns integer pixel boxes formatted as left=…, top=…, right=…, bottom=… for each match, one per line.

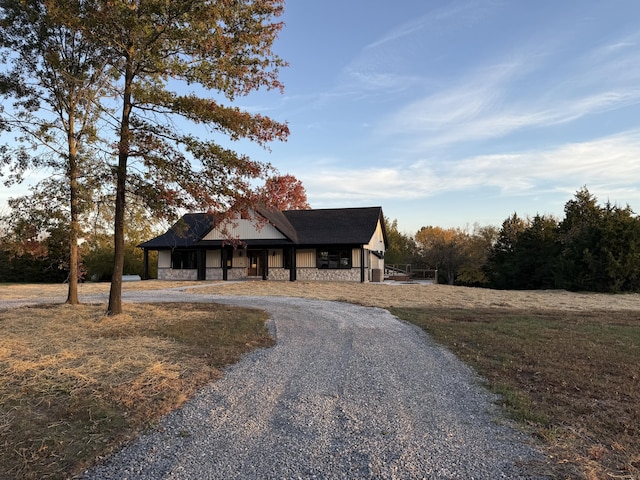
left=75, top=291, right=545, bottom=479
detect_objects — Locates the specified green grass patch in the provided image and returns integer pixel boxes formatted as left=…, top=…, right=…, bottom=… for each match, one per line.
left=390, top=306, right=640, bottom=480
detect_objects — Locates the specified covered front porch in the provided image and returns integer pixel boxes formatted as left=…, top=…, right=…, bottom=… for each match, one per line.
left=142, top=246, right=298, bottom=282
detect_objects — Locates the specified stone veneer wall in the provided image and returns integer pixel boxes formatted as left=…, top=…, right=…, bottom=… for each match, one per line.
left=296, top=268, right=364, bottom=282
left=159, top=267, right=368, bottom=282
left=158, top=268, right=198, bottom=281
left=226, top=268, right=246, bottom=280
left=267, top=268, right=290, bottom=281
left=205, top=268, right=223, bottom=281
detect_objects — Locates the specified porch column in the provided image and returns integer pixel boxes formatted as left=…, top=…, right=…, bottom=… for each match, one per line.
left=262, top=249, right=268, bottom=280
left=289, top=247, right=297, bottom=281
left=222, top=248, right=228, bottom=281
left=360, top=247, right=365, bottom=283
left=142, top=248, right=149, bottom=280
left=197, top=249, right=206, bottom=281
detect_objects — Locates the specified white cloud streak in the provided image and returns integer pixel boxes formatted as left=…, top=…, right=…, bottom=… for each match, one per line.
left=379, top=61, right=640, bottom=151
left=301, top=129, right=640, bottom=204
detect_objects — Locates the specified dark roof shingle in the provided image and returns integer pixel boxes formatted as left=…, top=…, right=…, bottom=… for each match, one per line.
left=139, top=207, right=386, bottom=248
left=138, top=213, right=216, bottom=248
left=283, top=207, right=384, bottom=245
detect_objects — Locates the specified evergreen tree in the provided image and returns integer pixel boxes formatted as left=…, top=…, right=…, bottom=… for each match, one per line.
left=582, top=201, right=640, bottom=292
left=485, top=213, right=528, bottom=289
left=557, top=187, right=603, bottom=290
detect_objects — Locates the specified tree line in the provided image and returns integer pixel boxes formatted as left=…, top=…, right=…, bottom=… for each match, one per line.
left=0, top=173, right=308, bottom=284
left=385, top=187, right=640, bottom=293
left=0, top=196, right=157, bottom=283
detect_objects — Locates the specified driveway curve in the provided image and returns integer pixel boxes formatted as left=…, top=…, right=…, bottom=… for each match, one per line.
left=75, top=292, right=544, bottom=479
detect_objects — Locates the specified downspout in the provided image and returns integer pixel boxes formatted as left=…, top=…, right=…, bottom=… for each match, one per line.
left=360, top=246, right=365, bottom=283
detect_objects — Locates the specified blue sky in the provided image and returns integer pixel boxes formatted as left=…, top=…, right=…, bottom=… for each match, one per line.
left=235, top=0, right=640, bottom=233
left=2, top=1, right=640, bottom=235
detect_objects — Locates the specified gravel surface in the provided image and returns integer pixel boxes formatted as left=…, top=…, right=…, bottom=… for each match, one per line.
left=78, top=292, right=546, bottom=480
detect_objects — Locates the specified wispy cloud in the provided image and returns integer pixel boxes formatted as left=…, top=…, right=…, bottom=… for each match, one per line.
left=337, top=1, right=502, bottom=97
left=364, top=3, right=476, bottom=50
left=448, top=130, right=640, bottom=191
left=378, top=47, right=640, bottom=152
left=274, top=1, right=640, bottom=226
left=301, top=129, right=640, bottom=204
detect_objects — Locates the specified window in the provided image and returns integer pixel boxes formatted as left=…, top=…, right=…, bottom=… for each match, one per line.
left=171, top=250, right=197, bottom=269
left=317, top=249, right=352, bottom=269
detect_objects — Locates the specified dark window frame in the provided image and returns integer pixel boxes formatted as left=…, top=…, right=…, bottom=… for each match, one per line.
left=317, top=249, right=352, bottom=269
left=171, top=250, right=197, bottom=269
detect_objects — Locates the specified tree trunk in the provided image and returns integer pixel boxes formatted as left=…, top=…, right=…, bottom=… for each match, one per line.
left=107, top=52, right=134, bottom=316
left=107, top=154, right=126, bottom=315
left=66, top=119, right=79, bottom=304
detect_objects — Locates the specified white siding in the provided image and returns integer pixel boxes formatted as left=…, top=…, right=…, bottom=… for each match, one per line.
left=233, top=250, right=247, bottom=268
left=351, top=248, right=361, bottom=268
left=296, top=249, right=316, bottom=268
left=268, top=250, right=283, bottom=268
left=158, top=250, right=171, bottom=268
left=370, top=252, right=383, bottom=269
left=365, top=219, right=385, bottom=274
left=203, top=217, right=286, bottom=240
left=206, top=250, right=221, bottom=268
left=366, top=219, right=386, bottom=255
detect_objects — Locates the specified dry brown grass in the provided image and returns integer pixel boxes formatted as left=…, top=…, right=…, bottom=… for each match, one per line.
left=0, top=280, right=198, bottom=301
left=189, top=280, right=640, bottom=311
left=3, top=280, right=640, bottom=479
left=0, top=301, right=273, bottom=480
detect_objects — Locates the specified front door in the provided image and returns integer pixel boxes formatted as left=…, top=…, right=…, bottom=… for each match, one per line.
left=247, top=251, right=262, bottom=277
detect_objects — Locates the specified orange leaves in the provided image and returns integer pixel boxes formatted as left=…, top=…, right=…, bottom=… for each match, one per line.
left=256, top=174, right=310, bottom=211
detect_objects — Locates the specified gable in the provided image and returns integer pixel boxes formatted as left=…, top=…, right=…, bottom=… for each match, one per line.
left=366, top=218, right=387, bottom=253
left=139, top=207, right=387, bottom=249
left=202, top=217, right=287, bottom=241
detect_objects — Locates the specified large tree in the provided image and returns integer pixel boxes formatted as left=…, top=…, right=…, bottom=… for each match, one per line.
left=415, top=226, right=468, bottom=285
left=256, top=174, right=310, bottom=210
left=558, top=187, right=640, bottom=292
left=484, top=213, right=529, bottom=289
left=383, top=217, right=416, bottom=266
left=0, top=0, right=111, bottom=303
left=78, top=0, right=289, bottom=315
left=456, top=224, right=498, bottom=287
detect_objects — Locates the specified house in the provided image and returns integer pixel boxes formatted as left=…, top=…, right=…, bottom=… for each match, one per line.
left=138, top=206, right=388, bottom=282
